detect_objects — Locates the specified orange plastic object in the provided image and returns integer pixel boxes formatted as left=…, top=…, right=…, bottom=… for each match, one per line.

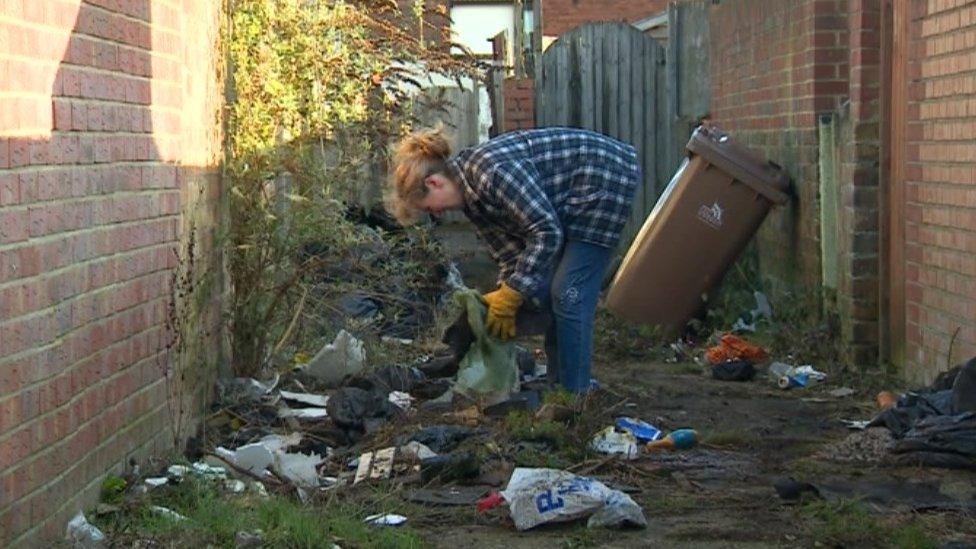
left=876, top=391, right=898, bottom=410
left=705, top=334, right=768, bottom=365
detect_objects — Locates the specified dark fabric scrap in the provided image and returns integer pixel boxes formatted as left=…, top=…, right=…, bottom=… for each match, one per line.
left=711, top=360, right=756, bottom=382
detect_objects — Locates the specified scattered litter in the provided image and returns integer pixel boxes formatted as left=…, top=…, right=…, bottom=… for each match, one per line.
left=327, top=387, right=398, bottom=436
left=277, top=406, right=329, bottom=419
left=364, top=513, right=407, bottom=526
left=216, top=443, right=274, bottom=474
left=829, top=387, right=856, bottom=398
left=404, top=486, right=487, bottom=506
left=409, top=425, right=477, bottom=454
left=217, top=375, right=280, bottom=404
left=354, top=447, right=396, bottom=484
left=272, top=451, right=325, bottom=488
left=191, top=462, right=229, bottom=479
left=224, top=479, right=247, bottom=493
left=645, top=429, right=698, bottom=452
left=448, top=405, right=483, bottom=426
left=706, top=334, right=767, bottom=365
left=65, top=511, right=106, bottom=549
left=347, top=364, right=424, bottom=393
left=841, top=419, right=871, bottom=430
left=388, top=391, right=414, bottom=411
left=711, top=360, right=756, bottom=382
left=167, top=464, right=191, bottom=478
left=257, top=432, right=303, bottom=452
left=590, top=426, right=640, bottom=459
left=876, top=390, right=898, bottom=410
left=732, top=291, right=773, bottom=333
left=250, top=481, right=269, bottom=499
left=144, top=477, right=168, bottom=489
left=280, top=390, right=330, bottom=407
left=150, top=506, right=187, bottom=522
left=235, top=530, right=264, bottom=549
left=500, top=468, right=647, bottom=530
left=302, top=329, right=366, bottom=387
left=615, top=417, right=663, bottom=443
left=767, top=362, right=826, bottom=389
left=420, top=452, right=480, bottom=483
left=399, top=441, right=437, bottom=460
left=381, top=336, right=414, bottom=345
left=477, top=491, right=505, bottom=512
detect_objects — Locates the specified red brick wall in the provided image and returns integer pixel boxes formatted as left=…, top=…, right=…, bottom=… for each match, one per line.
left=542, top=0, right=669, bottom=36
left=903, top=0, right=976, bottom=381
left=503, top=77, right=536, bottom=130
left=709, top=0, right=850, bottom=293
left=834, top=0, right=883, bottom=365
left=0, top=1, right=223, bottom=545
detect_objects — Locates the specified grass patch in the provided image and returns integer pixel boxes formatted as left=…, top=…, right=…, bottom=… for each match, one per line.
left=92, top=477, right=424, bottom=548
left=800, top=499, right=938, bottom=549
left=505, top=411, right=570, bottom=448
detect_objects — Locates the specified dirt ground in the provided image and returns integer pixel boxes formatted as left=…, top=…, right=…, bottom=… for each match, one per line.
left=414, top=222, right=976, bottom=548
left=404, top=359, right=976, bottom=548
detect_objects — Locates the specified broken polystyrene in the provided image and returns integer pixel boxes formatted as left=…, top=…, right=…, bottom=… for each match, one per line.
left=216, top=443, right=274, bottom=474
left=590, top=426, right=640, bottom=459
left=166, top=465, right=191, bottom=478
left=224, top=479, right=247, bottom=493
left=144, top=477, right=168, bottom=488
left=272, top=451, right=324, bottom=488
left=257, top=433, right=303, bottom=453
left=191, top=462, right=228, bottom=479
left=150, top=506, right=187, bottom=522
left=364, top=513, right=407, bottom=526
left=65, top=511, right=106, bottom=549
left=280, top=390, right=330, bottom=407
left=278, top=406, right=329, bottom=419
left=354, top=447, right=396, bottom=484
left=302, top=329, right=366, bottom=387
left=501, top=468, right=646, bottom=531
left=388, top=391, right=414, bottom=411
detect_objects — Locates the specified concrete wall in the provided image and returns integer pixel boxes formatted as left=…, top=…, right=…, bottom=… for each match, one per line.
left=903, top=0, right=976, bottom=381
left=0, top=1, right=224, bottom=545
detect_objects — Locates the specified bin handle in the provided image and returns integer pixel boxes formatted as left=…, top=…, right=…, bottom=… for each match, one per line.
left=767, top=160, right=783, bottom=172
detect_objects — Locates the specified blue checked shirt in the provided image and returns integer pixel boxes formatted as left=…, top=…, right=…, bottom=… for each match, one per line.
left=445, top=127, right=639, bottom=296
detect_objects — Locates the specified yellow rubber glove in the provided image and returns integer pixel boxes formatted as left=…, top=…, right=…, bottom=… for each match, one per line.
left=482, top=282, right=523, bottom=340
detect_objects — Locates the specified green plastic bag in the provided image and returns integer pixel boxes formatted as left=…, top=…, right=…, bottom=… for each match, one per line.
left=452, top=289, right=520, bottom=404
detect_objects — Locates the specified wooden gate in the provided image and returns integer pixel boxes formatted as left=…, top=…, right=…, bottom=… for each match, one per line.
left=536, top=22, right=669, bottom=245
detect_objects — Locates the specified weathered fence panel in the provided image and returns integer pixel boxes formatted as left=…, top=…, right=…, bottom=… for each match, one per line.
left=537, top=22, right=671, bottom=246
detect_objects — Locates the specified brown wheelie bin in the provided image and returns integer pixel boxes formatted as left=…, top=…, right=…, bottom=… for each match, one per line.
left=605, top=125, right=790, bottom=331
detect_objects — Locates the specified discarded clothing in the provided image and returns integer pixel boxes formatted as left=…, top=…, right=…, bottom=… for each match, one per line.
left=345, top=364, right=424, bottom=393
left=326, top=387, right=398, bottom=435
left=408, top=425, right=477, bottom=454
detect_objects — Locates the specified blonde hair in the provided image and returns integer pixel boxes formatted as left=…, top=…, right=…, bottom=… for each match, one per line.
left=386, top=126, right=452, bottom=225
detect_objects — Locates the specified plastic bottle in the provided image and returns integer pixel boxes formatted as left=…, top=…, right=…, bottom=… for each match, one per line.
left=645, top=429, right=698, bottom=452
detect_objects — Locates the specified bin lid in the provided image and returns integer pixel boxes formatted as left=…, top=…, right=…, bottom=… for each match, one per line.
left=686, top=126, right=790, bottom=205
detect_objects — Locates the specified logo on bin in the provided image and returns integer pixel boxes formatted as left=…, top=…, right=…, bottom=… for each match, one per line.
left=697, top=202, right=724, bottom=229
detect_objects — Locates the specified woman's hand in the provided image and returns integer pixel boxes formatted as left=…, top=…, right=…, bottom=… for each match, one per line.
left=482, top=282, right=523, bottom=340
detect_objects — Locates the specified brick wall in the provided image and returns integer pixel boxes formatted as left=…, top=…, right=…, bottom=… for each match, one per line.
left=542, top=0, right=669, bottom=37
left=709, top=0, right=850, bottom=294
left=903, top=0, right=976, bottom=381
left=0, top=1, right=224, bottom=545
left=503, top=77, right=536, bottom=130
left=834, top=0, right=883, bottom=365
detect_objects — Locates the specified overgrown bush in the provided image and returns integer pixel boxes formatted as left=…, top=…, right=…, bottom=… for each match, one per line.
left=225, top=0, right=482, bottom=375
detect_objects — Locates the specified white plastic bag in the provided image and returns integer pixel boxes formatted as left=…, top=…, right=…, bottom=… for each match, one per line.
left=65, top=511, right=106, bottom=548
left=500, top=468, right=646, bottom=530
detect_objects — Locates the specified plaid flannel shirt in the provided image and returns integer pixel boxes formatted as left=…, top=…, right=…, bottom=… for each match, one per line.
left=445, top=127, right=639, bottom=296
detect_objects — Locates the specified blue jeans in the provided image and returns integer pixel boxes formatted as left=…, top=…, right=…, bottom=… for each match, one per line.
left=517, top=240, right=613, bottom=394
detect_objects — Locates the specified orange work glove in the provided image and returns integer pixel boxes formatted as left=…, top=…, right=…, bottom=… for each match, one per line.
left=482, top=282, right=523, bottom=340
